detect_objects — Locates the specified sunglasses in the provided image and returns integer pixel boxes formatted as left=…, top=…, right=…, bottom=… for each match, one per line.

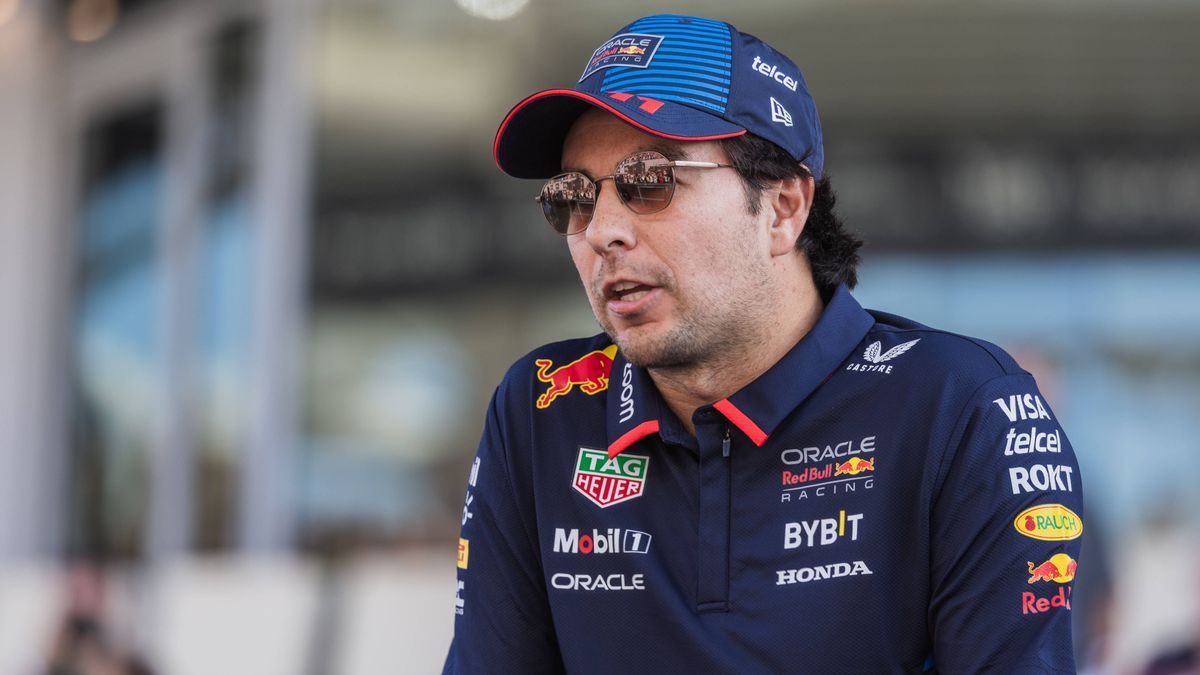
left=535, top=150, right=735, bottom=235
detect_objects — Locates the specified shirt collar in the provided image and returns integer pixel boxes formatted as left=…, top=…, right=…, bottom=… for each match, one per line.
left=605, top=284, right=875, bottom=457
left=605, top=348, right=667, bottom=458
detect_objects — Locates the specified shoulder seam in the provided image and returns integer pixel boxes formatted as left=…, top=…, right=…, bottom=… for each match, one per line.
left=869, top=325, right=1017, bottom=375
left=929, top=370, right=1036, bottom=505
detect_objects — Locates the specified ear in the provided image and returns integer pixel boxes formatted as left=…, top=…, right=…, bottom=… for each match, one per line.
left=767, top=175, right=815, bottom=257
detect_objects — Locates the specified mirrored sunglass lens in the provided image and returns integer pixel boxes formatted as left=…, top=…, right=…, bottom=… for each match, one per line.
left=540, top=174, right=595, bottom=234
left=615, top=152, right=674, bottom=214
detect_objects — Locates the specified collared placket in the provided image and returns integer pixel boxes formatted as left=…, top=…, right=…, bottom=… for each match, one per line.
left=695, top=412, right=732, bottom=611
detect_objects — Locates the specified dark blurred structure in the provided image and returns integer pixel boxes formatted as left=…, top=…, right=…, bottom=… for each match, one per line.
left=1, top=0, right=1198, bottom=672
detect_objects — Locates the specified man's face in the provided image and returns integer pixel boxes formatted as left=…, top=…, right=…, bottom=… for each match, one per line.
left=560, top=108, right=777, bottom=369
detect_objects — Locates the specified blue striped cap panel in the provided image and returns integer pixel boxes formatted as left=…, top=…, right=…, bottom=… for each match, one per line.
left=599, top=15, right=732, bottom=114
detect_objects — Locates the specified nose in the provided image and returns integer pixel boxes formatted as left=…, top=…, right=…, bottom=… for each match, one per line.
left=583, top=179, right=638, bottom=254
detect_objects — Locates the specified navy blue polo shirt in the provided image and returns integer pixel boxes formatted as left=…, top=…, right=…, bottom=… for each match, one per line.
left=444, top=285, right=1083, bottom=674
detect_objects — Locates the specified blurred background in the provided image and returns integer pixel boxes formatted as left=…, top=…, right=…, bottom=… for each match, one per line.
left=1, top=0, right=1198, bottom=673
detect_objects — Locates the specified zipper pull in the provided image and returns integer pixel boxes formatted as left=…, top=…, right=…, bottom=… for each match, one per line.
left=722, top=426, right=731, bottom=458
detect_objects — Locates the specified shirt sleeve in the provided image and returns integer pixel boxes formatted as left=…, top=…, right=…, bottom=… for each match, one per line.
left=929, top=372, right=1084, bottom=674
left=442, top=387, right=565, bottom=675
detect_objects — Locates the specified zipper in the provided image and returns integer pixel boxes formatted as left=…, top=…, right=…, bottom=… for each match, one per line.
left=721, top=425, right=731, bottom=457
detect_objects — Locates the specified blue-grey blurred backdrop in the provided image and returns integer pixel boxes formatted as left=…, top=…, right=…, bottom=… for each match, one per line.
left=1, top=0, right=1198, bottom=673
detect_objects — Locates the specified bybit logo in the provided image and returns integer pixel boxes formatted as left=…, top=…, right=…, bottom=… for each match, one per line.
left=783, top=510, right=863, bottom=549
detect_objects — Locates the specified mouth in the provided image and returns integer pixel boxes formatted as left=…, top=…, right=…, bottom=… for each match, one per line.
left=602, top=279, right=662, bottom=317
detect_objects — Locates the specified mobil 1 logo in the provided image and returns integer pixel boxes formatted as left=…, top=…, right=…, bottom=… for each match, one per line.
left=553, top=527, right=652, bottom=555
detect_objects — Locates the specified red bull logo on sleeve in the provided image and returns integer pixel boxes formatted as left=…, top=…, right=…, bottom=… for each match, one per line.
left=572, top=447, right=649, bottom=508
left=1022, top=586, right=1072, bottom=615
left=457, top=538, right=469, bottom=569
left=834, top=456, right=875, bottom=476
left=1026, top=553, right=1076, bottom=584
left=1013, top=504, right=1083, bottom=541
left=535, top=345, right=618, bottom=409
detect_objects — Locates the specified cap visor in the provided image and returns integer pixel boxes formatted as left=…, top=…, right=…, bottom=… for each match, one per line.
left=493, top=88, right=746, bottom=179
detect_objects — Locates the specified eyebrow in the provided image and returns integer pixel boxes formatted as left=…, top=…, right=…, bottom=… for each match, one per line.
left=561, top=141, right=690, bottom=176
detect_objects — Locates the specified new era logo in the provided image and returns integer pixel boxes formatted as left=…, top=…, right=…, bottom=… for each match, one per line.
left=863, top=339, right=920, bottom=364
left=770, top=97, right=793, bottom=127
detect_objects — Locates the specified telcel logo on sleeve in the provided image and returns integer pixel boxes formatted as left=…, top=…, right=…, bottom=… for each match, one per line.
left=1013, top=504, right=1082, bottom=541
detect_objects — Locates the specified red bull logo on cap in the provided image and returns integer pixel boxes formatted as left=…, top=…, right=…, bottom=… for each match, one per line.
left=1013, top=504, right=1082, bottom=541
left=1026, top=553, right=1076, bottom=584
left=580, top=33, right=664, bottom=81
left=535, top=345, right=618, bottom=409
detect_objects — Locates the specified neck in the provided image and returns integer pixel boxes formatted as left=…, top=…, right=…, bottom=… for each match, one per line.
left=649, top=275, right=825, bottom=436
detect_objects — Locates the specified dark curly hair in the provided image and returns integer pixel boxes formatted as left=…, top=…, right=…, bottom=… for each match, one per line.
left=718, top=134, right=863, bottom=295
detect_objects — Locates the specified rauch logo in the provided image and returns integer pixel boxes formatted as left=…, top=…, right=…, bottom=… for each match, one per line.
left=1013, top=504, right=1082, bottom=541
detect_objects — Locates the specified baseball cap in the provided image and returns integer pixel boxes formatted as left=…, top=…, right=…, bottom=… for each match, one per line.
left=493, top=13, right=824, bottom=180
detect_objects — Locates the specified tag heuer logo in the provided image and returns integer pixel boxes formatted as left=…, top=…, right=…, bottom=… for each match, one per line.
left=572, top=448, right=648, bottom=508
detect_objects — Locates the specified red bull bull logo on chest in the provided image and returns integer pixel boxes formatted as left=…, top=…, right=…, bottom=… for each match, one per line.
left=535, top=345, right=618, bottom=409
left=834, top=456, right=875, bottom=476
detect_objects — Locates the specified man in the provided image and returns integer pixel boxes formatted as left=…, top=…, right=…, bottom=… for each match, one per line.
left=446, top=13, right=1082, bottom=674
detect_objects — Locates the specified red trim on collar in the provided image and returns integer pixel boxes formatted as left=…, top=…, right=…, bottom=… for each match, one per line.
left=607, top=420, right=660, bottom=458
left=713, top=399, right=769, bottom=447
